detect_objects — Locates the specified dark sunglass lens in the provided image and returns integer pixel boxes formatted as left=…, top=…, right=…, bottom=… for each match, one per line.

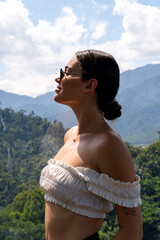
left=60, top=69, right=64, bottom=80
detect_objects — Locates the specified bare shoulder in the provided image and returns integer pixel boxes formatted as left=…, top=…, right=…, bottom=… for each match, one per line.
left=64, top=126, right=77, bottom=143
left=97, top=128, right=136, bottom=182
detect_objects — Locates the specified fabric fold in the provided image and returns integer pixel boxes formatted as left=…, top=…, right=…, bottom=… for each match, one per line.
left=40, top=158, right=141, bottom=218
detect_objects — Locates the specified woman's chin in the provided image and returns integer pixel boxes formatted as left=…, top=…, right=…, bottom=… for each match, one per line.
left=54, top=93, right=60, bottom=102
left=54, top=93, right=64, bottom=104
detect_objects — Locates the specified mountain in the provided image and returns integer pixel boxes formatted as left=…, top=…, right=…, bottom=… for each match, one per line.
left=113, top=64, right=160, bottom=143
left=0, top=107, right=159, bottom=239
left=0, top=90, right=66, bottom=122
left=0, top=64, right=160, bottom=144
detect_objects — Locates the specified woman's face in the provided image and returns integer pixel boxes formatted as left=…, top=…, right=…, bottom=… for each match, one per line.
left=54, top=55, right=85, bottom=106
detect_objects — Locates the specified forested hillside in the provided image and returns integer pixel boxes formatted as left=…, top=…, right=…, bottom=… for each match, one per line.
left=0, top=108, right=159, bottom=240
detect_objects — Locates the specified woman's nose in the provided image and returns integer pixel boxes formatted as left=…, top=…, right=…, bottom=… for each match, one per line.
left=55, top=77, right=61, bottom=83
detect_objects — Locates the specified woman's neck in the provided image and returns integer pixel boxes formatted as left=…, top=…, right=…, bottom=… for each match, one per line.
left=71, top=103, right=106, bottom=135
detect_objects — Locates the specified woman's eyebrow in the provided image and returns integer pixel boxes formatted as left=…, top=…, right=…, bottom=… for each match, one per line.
left=65, top=66, right=70, bottom=71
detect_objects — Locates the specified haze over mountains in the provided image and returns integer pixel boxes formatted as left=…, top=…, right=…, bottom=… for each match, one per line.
left=0, top=64, right=160, bottom=144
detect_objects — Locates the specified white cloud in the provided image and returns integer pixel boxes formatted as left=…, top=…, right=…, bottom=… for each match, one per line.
left=0, top=0, right=33, bottom=56
left=152, top=61, right=160, bottom=65
left=113, top=0, right=160, bottom=58
left=0, top=0, right=160, bottom=96
left=88, top=0, right=160, bottom=72
left=91, top=0, right=108, bottom=11
left=91, top=21, right=108, bottom=40
left=0, top=1, right=86, bottom=96
left=26, top=7, right=86, bottom=45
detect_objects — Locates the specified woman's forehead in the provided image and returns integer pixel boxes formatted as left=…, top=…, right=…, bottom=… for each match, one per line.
left=66, top=55, right=78, bottom=66
left=65, top=55, right=81, bottom=73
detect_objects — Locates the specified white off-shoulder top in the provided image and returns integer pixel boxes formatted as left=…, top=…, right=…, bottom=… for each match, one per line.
left=40, top=158, right=141, bottom=218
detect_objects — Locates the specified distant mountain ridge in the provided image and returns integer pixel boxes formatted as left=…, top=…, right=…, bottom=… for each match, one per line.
left=0, top=63, right=160, bottom=144
left=0, top=90, right=67, bottom=121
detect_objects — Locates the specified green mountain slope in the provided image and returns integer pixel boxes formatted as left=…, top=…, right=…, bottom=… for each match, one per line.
left=0, top=108, right=159, bottom=239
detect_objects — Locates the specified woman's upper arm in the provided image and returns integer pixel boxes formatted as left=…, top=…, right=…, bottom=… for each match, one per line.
left=114, top=204, right=143, bottom=239
left=98, top=131, right=143, bottom=238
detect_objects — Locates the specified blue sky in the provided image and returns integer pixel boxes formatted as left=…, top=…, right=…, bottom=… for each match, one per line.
left=0, top=0, right=160, bottom=97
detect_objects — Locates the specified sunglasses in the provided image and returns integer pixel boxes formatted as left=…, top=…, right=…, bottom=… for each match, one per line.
left=60, top=68, right=81, bottom=80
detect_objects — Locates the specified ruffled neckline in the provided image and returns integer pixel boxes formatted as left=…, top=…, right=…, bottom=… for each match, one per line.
left=48, top=158, right=140, bottom=187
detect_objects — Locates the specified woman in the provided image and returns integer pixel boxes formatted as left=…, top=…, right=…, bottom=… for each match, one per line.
left=40, top=49, right=143, bottom=240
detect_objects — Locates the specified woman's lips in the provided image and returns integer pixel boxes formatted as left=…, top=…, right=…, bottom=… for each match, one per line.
left=55, top=86, right=62, bottom=92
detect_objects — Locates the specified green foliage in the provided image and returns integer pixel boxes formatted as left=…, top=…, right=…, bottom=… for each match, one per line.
left=0, top=218, right=45, bottom=240
left=0, top=185, right=45, bottom=240
left=0, top=108, right=66, bottom=207
left=9, top=188, right=45, bottom=223
left=135, top=140, right=160, bottom=178
left=140, top=173, right=160, bottom=240
left=99, top=210, right=119, bottom=240
left=0, top=107, right=66, bottom=239
left=0, top=107, right=159, bottom=239
left=21, top=188, right=45, bottom=223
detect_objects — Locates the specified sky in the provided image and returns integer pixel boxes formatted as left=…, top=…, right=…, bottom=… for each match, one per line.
left=0, top=0, right=160, bottom=97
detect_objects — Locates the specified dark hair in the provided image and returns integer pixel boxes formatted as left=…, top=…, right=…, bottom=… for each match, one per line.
left=75, top=49, right=122, bottom=120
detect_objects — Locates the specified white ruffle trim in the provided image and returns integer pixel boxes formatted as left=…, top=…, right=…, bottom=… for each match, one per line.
left=40, top=158, right=142, bottom=218
left=87, top=184, right=142, bottom=208
left=44, top=194, right=107, bottom=218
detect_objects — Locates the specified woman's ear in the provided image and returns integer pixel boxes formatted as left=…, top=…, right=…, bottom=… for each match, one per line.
left=83, top=79, right=98, bottom=93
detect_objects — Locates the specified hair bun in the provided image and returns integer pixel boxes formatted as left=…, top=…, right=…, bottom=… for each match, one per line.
left=103, top=99, right=122, bottom=120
